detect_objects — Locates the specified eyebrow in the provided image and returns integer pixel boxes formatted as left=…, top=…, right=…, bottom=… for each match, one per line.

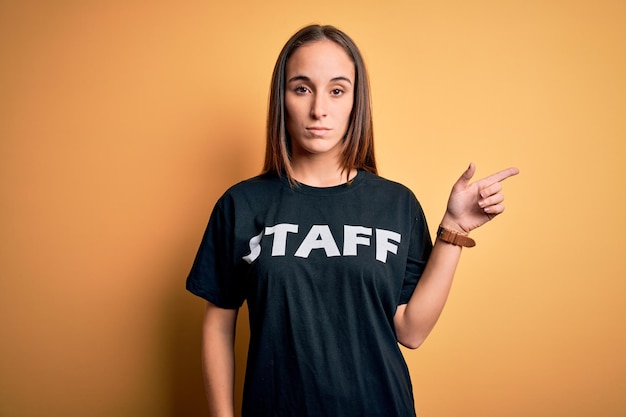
left=287, top=75, right=353, bottom=85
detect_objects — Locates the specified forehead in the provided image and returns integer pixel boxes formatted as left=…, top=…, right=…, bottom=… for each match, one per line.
left=286, top=39, right=355, bottom=79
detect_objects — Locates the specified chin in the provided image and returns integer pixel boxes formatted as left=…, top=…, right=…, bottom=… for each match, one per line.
left=304, top=144, right=342, bottom=156
left=292, top=138, right=342, bottom=156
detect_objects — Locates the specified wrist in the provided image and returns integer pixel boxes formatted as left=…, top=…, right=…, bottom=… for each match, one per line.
left=436, top=225, right=476, bottom=248
left=439, top=214, right=468, bottom=235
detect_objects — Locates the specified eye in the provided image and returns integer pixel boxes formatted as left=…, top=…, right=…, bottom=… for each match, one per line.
left=330, top=88, right=344, bottom=96
left=294, top=85, right=310, bottom=94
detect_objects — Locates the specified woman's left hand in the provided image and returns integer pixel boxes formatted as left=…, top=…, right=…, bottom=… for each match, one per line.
left=442, top=163, right=520, bottom=234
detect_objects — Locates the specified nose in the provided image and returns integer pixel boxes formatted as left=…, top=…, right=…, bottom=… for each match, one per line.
left=310, top=94, right=328, bottom=119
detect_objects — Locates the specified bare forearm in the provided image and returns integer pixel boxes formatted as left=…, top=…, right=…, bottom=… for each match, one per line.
left=395, top=236, right=463, bottom=349
left=202, top=303, right=238, bottom=417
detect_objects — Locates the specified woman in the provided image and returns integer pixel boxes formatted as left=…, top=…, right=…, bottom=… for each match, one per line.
left=187, top=24, right=519, bottom=417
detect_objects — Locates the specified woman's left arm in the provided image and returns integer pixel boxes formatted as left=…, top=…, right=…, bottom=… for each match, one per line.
left=394, top=163, right=519, bottom=349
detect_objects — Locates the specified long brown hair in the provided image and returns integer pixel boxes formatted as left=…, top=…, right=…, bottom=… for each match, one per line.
left=263, top=24, right=377, bottom=181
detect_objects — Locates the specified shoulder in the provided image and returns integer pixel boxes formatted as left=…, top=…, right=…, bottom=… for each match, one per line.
left=360, top=171, right=427, bottom=216
left=213, top=173, right=283, bottom=212
left=220, top=173, right=281, bottom=198
left=360, top=171, right=417, bottom=198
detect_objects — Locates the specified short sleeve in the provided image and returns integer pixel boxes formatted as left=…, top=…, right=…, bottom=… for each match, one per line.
left=186, top=196, right=247, bottom=309
left=398, top=199, right=433, bottom=305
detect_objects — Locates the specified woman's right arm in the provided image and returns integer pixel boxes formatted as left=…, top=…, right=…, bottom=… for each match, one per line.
left=202, top=301, right=239, bottom=417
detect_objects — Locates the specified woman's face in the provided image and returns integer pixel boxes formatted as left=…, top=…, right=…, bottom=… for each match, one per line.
left=284, top=39, right=355, bottom=162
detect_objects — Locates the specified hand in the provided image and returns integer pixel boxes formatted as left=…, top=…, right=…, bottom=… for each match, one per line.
left=441, top=163, right=520, bottom=234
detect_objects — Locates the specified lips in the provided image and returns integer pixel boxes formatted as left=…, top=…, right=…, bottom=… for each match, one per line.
left=306, top=126, right=332, bottom=136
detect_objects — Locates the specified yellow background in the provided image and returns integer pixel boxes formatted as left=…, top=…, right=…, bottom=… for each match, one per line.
left=1, top=0, right=624, bottom=416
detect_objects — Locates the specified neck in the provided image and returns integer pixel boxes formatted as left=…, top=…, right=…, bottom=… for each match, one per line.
left=291, top=156, right=356, bottom=187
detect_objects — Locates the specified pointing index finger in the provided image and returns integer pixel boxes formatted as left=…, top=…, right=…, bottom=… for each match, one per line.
left=480, top=167, right=520, bottom=187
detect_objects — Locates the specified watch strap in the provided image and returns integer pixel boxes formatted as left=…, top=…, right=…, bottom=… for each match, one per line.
left=437, top=226, right=476, bottom=248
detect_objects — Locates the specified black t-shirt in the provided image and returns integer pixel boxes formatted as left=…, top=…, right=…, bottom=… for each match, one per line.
left=187, top=170, right=433, bottom=417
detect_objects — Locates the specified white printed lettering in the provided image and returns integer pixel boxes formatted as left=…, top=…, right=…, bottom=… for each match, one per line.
left=265, top=223, right=299, bottom=256
left=375, top=229, right=401, bottom=263
left=343, top=225, right=372, bottom=256
left=294, top=225, right=341, bottom=258
left=242, top=230, right=264, bottom=264
left=241, top=223, right=402, bottom=263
